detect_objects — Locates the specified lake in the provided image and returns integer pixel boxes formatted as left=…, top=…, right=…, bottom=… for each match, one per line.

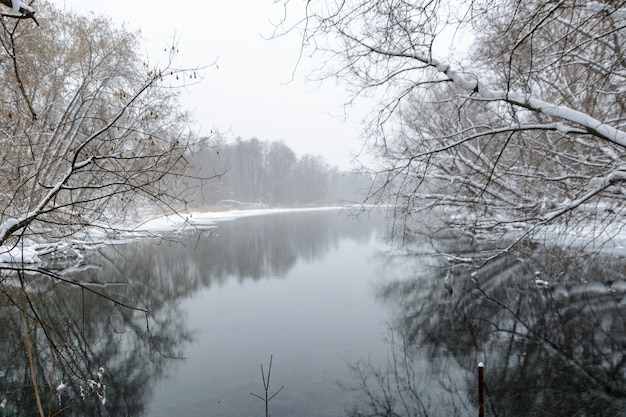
left=1, top=209, right=626, bottom=416
left=143, top=209, right=392, bottom=417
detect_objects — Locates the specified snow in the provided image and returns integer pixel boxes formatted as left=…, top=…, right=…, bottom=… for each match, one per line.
left=0, top=245, right=40, bottom=264
left=1, top=204, right=622, bottom=269
left=555, top=122, right=569, bottom=134
left=0, top=218, right=18, bottom=239
left=425, top=56, right=626, bottom=148
left=135, top=206, right=345, bottom=232
left=600, top=146, right=619, bottom=160
left=0, top=207, right=347, bottom=265
left=9, top=0, right=33, bottom=13
left=587, top=1, right=626, bottom=19
left=611, top=280, right=626, bottom=293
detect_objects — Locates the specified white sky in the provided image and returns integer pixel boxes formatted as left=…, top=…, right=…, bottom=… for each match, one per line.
left=58, top=0, right=366, bottom=170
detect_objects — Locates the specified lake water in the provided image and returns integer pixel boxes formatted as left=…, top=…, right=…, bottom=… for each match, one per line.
left=143, top=210, right=393, bottom=417
left=2, top=209, right=626, bottom=416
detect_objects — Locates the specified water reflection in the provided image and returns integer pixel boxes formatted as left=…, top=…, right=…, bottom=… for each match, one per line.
left=0, top=209, right=385, bottom=416
left=163, top=210, right=379, bottom=285
left=351, top=235, right=626, bottom=416
left=0, top=257, right=190, bottom=416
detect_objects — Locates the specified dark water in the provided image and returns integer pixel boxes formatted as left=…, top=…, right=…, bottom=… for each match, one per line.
left=1, top=210, right=626, bottom=416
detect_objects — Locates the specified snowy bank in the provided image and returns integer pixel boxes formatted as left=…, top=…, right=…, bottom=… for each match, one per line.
left=0, top=245, right=40, bottom=264
left=0, top=207, right=350, bottom=265
left=134, top=206, right=347, bottom=232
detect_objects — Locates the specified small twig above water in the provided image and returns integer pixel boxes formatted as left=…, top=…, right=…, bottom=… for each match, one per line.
left=250, top=355, right=284, bottom=417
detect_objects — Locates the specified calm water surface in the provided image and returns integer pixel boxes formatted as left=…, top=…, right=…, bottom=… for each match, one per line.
left=144, top=210, right=393, bottom=417
left=2, top=209, right=626, bottom=416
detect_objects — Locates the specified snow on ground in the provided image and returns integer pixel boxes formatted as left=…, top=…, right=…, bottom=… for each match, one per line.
left=539, top=220, right=626, bottom=255
left=0, top=207, right=347, bottom=265
left=134, top=206, right=345, bottom=232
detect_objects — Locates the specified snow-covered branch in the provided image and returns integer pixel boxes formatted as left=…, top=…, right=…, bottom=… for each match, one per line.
left=0, top=0, right=34, bottom=18
left=339, top=26, right=626, bottom=148
left=293, top=0, right=626, bottom=260
left=429, top=58, right=626, bottom=149
left=0, top=4, right=196, bottom=249
left=541, top=171, right=626, bottom=223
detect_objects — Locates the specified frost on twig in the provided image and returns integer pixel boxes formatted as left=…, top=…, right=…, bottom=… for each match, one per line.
left=54, top=366, right=107, bottom=408
left=84, top=366, right=107, bottom=406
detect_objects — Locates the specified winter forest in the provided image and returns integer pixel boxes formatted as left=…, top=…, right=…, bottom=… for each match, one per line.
left=0, top=0, right=370, bottom=255
left=187, top=137, right=371, bottom=207
left=1, top=0, right=624, bottom=264
left=0, top=0, right=626, bottom=416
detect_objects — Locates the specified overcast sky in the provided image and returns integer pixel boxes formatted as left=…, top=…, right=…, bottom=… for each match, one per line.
left=58, top=0, right=366, bottom=170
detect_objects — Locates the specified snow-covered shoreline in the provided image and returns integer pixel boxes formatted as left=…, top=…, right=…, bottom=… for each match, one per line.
left=4, top=204, right=624, bottom=266
left=0, top=206, right=351, bottom=265
left=134, top=206, right=347, bottom=232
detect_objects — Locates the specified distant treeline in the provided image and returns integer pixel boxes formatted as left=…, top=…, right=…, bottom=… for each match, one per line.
left=186, top=137, right=372, bottom=207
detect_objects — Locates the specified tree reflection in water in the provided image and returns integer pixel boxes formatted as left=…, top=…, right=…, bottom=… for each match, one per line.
left=349, top=234, right=626, bottom=416
left=0, top=210, right=385, bottom=416
left=0, top=243, right=192, bottom=417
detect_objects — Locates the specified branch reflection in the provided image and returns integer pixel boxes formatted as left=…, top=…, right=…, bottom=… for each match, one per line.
left=0, top=209, right=385, bottom=415
left=350, top=236, right=626, bottom=416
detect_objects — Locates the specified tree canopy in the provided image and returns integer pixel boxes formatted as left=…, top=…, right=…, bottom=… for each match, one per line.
left=0, top=1, right=198, bottom=253
left=279, top=0, right=626, bottom=258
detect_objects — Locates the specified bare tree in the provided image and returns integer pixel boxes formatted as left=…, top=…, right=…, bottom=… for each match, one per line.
left=279, top=0, right=626, bottom=260
left=0, top=2, right=208, bottom=415
left=0, top=1, right=201, bottom=255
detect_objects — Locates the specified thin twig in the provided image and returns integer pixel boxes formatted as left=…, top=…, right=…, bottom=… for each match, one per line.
left=250, top=355, right=284, bottom=417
